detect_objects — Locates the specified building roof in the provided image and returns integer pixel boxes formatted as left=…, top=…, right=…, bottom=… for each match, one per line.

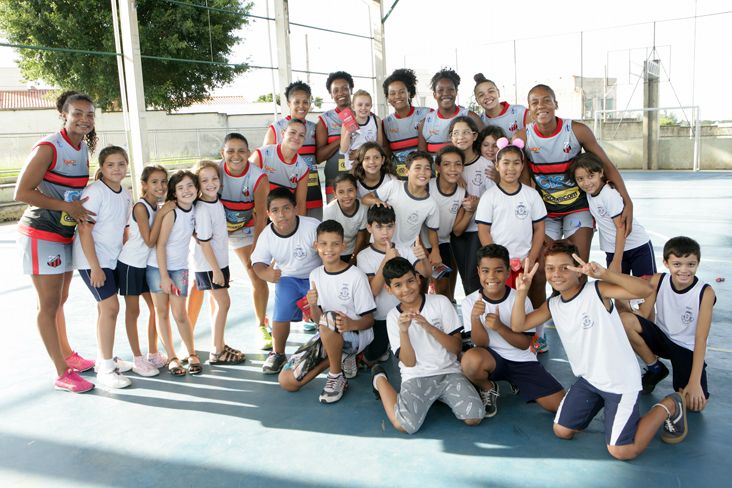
left=0, top=89, right=56, bottom=110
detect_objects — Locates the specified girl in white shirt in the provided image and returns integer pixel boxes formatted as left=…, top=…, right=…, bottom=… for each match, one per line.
left=351, top=142, right=396, bottom=198
left=339, top=90, right=383, bottom=171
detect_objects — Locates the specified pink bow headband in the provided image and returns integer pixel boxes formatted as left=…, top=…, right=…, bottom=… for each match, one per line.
left=495, top=137, right=524, bottom=150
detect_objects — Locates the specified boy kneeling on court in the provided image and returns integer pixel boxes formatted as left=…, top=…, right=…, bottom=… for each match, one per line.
left=511, top=242, right=689, bottom=460
left=371, top=257, right=484, bottom=434
left=279, top=220, right=376, bottom=404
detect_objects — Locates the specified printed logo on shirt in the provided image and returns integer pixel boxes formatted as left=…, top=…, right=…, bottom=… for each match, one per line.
left=263, top=165, right=276, bottom=173
left=47, top=254, right=62, bottom=268
left=562, top=142, right=572, bottom=154
left=338, top=283, right=351, bottom=301
left=407, top=212, right=420, bottom=225
left=450, top=201, right=460, bottom=214
left=508, top=121, right=518, bottom=132
left=515, top=202, right=528, bottom=220
left=471, top=172, right=484, bottom=187
left=596, top=205, right=608, bottom=217
left=580, top=313, right=595, bottom=329
left=293, top=245, right=307, bottom=259
left=681, top=308, right=694, bottom=326
left=242, top=185, right=250, bottom=198
left=63, top=158, right=76, bottom=166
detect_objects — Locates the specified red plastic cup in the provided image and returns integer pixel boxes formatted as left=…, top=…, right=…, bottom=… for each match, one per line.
left=296, top=295, right=311, bottom=321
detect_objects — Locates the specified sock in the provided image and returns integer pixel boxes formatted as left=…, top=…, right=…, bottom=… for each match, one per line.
left=99, top=358, right=115, bottom=373
left=328, top=372, right=343, bottom=378
left=646, top=359, right=660, bottom=371
left=372, top=373, right=386, bottom=390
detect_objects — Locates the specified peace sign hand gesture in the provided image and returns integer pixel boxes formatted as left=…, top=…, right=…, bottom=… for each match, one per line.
left=516, top=258, right=539, bottom=293
left=567, top=253, right=607, bottom=279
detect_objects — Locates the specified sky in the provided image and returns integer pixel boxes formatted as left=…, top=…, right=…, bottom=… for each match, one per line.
left=1, top=0, right=730, bottom=120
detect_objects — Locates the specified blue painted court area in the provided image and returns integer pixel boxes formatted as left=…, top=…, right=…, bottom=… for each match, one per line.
left=0, top=171, right=730, bottom=487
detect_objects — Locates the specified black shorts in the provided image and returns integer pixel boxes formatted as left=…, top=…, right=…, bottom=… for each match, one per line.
left=485, top=347, right=564, bottom=403
left=116, top=262, right=149, bottom=296
left=636, top=314, right=709, bottom=398
left=194, top=266, right=231, bottom=291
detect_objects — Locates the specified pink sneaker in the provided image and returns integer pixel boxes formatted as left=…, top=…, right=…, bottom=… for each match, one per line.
left=146, top=351, right=168, bottom=369
left=54, top=369, right=94, bottom=393
left=65, top=351, right=95, bottom=372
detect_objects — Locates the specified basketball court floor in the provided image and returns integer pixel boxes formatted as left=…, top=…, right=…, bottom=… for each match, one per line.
left=0, top=171, right=729, bottom=487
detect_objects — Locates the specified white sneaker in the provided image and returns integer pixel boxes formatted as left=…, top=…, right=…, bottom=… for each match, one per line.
left=113, top=357, right=133, bottom=372
left=342, top=353, right=357, bottom=379
left=146, top=351, right=168, bottom=369
left=319, top=372, right=347, bottom=404
left=132, top=357, right=160, bottom=377
left=96, top=369, right=132, bottom=389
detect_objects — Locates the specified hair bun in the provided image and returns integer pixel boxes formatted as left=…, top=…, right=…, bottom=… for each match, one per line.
left=473, top=73, right=487, bottom=84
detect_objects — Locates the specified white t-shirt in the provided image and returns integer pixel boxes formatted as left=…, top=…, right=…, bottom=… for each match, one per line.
left=250, top=216, right=321, bottom=279
left=475, top=183, right=547, bottom=260
left=322, top=199, right=368, bottom=255
left=461, top=287, right=536, bottom=363
left=420, top=177, right=465, bottom=245
left=72, top=180, right=132, bottom=270
left=192, top=198, right=229, bottom=272
left=548, top=281, right=642, bottom=393
left=357, top=173, right=396, bottom=199
left=386, top=294, right=463, bottom=382
left=587, top=184, right=650, bottom=253
left=462, top=155, right=495, bottom=232
left=148, top=205, right=195, bottom=271
left=356, top=243, right=419, bottom=320
left=375, top=179, right=439, bottom=246
left=118, top=199, right=156, bottom=269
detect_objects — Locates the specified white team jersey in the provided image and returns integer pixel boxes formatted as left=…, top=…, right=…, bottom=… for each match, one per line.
left=357, top=173, right=396, bottom=199
left=420, top=177, right=465, bottom=245
left=322, top=199, right=368, bottom=255
left=387, top=294, right=463, bottom=382
left=192, top=198, right=229, bottom=272
left=548, top=281, right=642, bottom=393
left=421, top=106, right=468, bottom=154
left=588, top=185, right=649, bottom=253
left=461, top=287, right=536, bottom=363
left=375, top=179, right=439, bottom=246
left=72, top=180, right=132, bottom=270
left=356, top=243, right=419, bottom=320
left=250, top=216, right=321, bottom=279
left=462, top=155, right=495, bottom=232
left=148, top=205, right=195, bottom=271
left=118, top=199, right=156, bottom=269
left=655, top=274, right=712, bottom=351
left=342, top=114, right=378, bottom=171
left=254, top=144, right=309, bottom=191
left=480, top=102, right=528, bottom=138
left=475, top=183, right=547, bottom=260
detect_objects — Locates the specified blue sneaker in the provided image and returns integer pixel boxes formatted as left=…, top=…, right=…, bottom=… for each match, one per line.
left=303, top=320, right=318, bottom=332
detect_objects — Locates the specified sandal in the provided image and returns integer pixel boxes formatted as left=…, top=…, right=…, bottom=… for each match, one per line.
left=209, top=348, right=246, bottom=365
left=167, top=357, right=185, bottom=376
left=224, top=344, right=243, bottom=356
left=186, top=353, right=203, bottom=375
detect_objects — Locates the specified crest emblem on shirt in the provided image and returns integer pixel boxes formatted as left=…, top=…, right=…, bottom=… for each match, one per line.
left=289, top=174, right=297, bottom=185
left=508, top=121, right=518, bottom=132
left=47, top=254, right=62, bottom=268
left=681, top=308, right=694, bottom=326
left=515, top=203, right=528, bottom=220
left=338, top=283, right=351, bottom=301
left=580, top=313, right=594, bottom=329
left=293, top=245, right=306, bottom=259
left=563, top=142, right=572, bottom=154
left=471, top=172, right=483, bottom=187
left=407, top=212, right=419, bottom=225
left=450, top=201, right=460, bottom=214
left=242, top=185, right=250, bottom=198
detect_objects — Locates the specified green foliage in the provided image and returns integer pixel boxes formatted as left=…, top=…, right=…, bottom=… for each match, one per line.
left=659, top=111, right=679, bottom=127
left=257, top=92, right=281, bottom=105
left=0, top=0, right=251, bottom=111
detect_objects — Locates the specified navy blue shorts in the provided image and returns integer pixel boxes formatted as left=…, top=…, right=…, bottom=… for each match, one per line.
left=116, top=262, right=149, bottom=296
left=78, top=267, right=118, bottom=302
left=485, top=347, right=564, bottom=403
left=194, top=266, right=231, bottom=291
left=605, top=240, right=656, bottom=277
left=273, top=276, right=310, bottom=322
left=636, top=314, right=709, bottom=398
left=555, top=377, right=640, bottom=446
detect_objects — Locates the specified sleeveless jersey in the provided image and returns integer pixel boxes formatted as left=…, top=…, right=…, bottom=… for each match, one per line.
left=255, top=144, right=309, bottom=193
left=118, top=198, right=157, bottom=268
left=383, top=106, right=430, bottom=179
left=18, top=130, right=90, bottom=243
left=320, top=108, right=347, bottom=194
left=421, top=106, right=468, bottom=154
left=525, top=118, right=586, bottom=217
left=270, top=116, right=322, bottom=209
left=147, top=204, right=195, bottom=270
left=480, top=102, right=528, bottom=139
left=549, top=281, right=641, bottom=393
left=343, top=114, right=378, bottom=171
left=218, top=160, right=266, bottom=233
left=655, top=274, right=712, bottom=351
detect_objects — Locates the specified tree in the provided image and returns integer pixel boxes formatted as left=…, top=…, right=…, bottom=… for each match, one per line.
left=257, top=93, right=281, bottom=105
left=0, top=1, right=252, bottom=111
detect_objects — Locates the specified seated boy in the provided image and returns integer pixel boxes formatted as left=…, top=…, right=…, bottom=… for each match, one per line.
left=620, top=236, right=715, bottom=412
left=356, top=205, right=430, bottom=365
left=278, top=220, right=376, bottom=404
left=371, top=257, right=485, bottom=434
left=460, top=244, right=565, bottom=418
left=511, top=242, right=689, bottom=460
left=251, top=188, right=322, bottom=374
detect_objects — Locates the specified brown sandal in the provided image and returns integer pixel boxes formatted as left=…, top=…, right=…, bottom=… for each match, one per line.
left=186, top=353, right=203, bottom=375
left=167, top=357, right=185, bottom=376
left=209, top=348, right=246, bottom=365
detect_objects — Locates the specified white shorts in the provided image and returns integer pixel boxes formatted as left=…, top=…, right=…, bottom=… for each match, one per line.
left=342, top=329, right=374, bottom=356
left=544, top=210, right=594, bottom=241
left=18, top=234, right=73, bottom=275
left=228, top=227, right=254, bottom=250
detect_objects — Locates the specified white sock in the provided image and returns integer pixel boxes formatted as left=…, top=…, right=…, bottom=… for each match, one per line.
left=372, top=373, right=386, bottom=390
left=98, top=358, right=115, bottom=373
